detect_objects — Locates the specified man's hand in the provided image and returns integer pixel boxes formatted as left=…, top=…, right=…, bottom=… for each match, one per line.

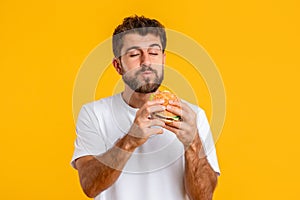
left=163, top=100, right=218, bottom=200
left=127, top=99, right=166, bottom=148
left=75, top=99, right=166, bottom=198
left=164, top=100, right=198, bottom=148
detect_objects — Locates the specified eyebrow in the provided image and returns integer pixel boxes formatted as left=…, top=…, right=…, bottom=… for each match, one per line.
left=124, top=43, right=162, bottom=54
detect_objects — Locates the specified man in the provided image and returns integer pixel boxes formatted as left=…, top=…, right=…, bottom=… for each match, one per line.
left=71, top=15, right=220, bottom=200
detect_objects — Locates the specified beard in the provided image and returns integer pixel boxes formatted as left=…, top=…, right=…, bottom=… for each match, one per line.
left=122, top=65, right=164, bottom=94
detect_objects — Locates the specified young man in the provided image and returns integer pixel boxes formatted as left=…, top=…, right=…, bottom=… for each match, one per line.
left=71, top=15, right=220, bottom=200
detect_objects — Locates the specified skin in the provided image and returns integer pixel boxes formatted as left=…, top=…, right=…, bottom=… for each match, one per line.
left=165, top=100, right=218, bottom=200
left=75, top=33, right=218, bottom=199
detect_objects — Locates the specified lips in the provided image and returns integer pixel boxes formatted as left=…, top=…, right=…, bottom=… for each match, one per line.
left=136, top=66, right=156, bottom=75
left=142, top=70, right=153, bottom=74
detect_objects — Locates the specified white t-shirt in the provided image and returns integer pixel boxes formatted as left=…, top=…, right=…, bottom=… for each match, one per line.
left=71, top=93, right=220, bottom=200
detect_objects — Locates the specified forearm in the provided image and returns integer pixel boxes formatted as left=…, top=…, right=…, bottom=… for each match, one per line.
left=184, top=135, right=218, bottom=200
left=77, top=134, right=137, bottom=198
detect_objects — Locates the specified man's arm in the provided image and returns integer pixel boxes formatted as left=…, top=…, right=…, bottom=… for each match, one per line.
left=184, top=134, right=218, bottom=200
left=75, top=100, right=165, bottom=198
left=75, top=134, right=137, bottom=198
left=164, top=101, right=218, bottom=200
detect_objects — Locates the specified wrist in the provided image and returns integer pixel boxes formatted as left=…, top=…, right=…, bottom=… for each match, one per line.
left=185, top=134, right=206, bottom=159
left=115, top=134, right=138, bottom=152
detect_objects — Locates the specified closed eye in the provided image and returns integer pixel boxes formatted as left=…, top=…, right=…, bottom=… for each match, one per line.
left=148, top=47, right=161, bottom=56
left=129, top=54, right=140, bottom=57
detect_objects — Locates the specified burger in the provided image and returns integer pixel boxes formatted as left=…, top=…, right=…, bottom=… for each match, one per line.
left=150, top=90, right=181, bottom=123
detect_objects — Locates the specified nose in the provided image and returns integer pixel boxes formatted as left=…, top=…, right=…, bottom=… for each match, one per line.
left=141, top=51, right=151, bottom=67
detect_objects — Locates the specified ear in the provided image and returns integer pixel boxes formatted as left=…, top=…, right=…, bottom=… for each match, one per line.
left=162, top=52, right=166, bottom=64
left=112, top=58, right=123, bottom=75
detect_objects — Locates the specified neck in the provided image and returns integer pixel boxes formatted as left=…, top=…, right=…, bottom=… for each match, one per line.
left=121, top=86, right=156, bottom=108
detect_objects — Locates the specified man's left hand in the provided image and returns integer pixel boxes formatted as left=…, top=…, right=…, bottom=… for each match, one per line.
left=164, top=100, right=199, bottom=148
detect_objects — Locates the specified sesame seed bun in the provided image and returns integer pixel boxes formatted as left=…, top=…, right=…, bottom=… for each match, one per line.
left=150, top=90, right=181, bottom=123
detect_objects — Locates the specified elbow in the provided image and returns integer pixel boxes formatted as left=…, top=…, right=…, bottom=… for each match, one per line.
left=76, top=156, right=105, bottom=198
left=85, top=191, right=97, bottom=199
left=80, top=177, right=103, bottom=198
left=201, top=172, right=219, bottom=200
left=200, top=172, right=218, bottom=195
left=210, top=171, right=218, bottom=191
left=82, top=185, right=102, bottom=198
left=186, top=173, right=219, bottom=200
left=84, top=191, right=95, bottom=199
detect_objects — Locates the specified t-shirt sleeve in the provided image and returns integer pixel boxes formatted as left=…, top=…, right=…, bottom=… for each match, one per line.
left=71, top=104, right=107, bottom=169
left=196, top=109, right=221, bottom=175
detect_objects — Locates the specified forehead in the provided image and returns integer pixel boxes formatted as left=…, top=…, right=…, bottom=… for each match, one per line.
left=121, top=33, right=162, bottom=51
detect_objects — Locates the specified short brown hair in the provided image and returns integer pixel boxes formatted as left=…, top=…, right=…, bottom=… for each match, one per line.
left=112, top=15, right=167, bottom=58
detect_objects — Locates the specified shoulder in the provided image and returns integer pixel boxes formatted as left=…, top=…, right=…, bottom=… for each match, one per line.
left=81, top=94, right=120, bottom=112
left=77, top=94, right=121, bottom=122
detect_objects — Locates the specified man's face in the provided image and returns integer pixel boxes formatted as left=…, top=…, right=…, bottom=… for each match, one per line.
left=118, top=33, right=165, bottom=93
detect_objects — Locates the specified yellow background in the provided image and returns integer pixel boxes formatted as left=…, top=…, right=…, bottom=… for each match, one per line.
left=0, top=0, right=299, bottom=199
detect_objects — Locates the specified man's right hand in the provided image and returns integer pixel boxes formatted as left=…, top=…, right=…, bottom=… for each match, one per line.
left=127, top=99, right=166, bottom=148
left=75, top=99, right=166, bottom=198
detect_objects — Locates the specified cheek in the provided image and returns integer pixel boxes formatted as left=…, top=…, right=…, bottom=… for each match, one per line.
left=122, top=59, right=140, bottom=71
left=152, top=57, right=165, bottom=67
left=152, top=63, right=164, bottom=71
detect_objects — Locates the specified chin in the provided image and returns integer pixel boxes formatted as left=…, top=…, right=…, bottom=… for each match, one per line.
left=134, top=83, right=161, bottom=94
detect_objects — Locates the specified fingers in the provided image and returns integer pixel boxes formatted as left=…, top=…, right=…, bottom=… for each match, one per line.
left=148, top=127, right=164, bottom=135
left=128, top=120, right=164, bottom=141
left=168, top=100, right=182, bottom=108
left=168, top=100, right=190, bottom=112
left=141, top=105, right=166, bottom=119
left=164, top=123, right=185, bottom=140
left=166, top=103, right=183, bottom=119
left=149, top=105, right=166, bottom=115
left=167, top=100, right=195, bottom=121
left=164, top=122, right=197, bottom=147
left=163, top=125, right=178, bottom=135
left=164, top=120, right=188, bottom=135
left=149, top=118, right=165, bottom=127
left=139, top=99, right=165, bottom=118
left=165, top=120, right=182, bottom=129
left=146, top=99, right=165, bottom=106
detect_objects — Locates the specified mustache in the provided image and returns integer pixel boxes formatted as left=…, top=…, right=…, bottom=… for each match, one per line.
left=135, top=66, right=157, bottom=75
